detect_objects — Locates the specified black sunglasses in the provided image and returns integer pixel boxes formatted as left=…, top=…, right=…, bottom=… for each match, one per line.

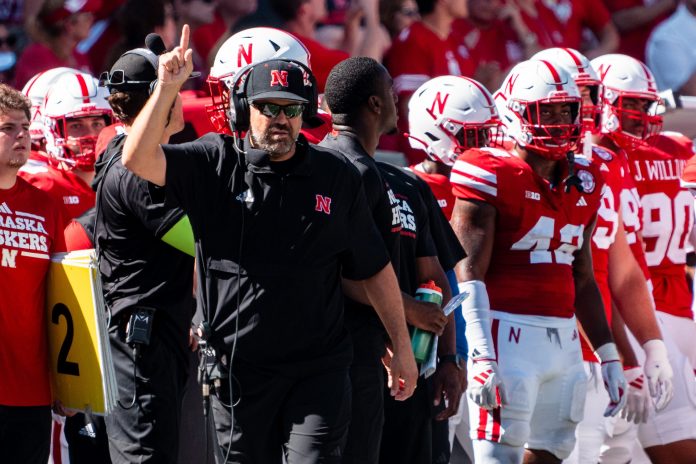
left=0, top=34, right=17, bottom=48
left=98, top=70, right=152, bottom=88
left=252, top=102, right=305, bottom=119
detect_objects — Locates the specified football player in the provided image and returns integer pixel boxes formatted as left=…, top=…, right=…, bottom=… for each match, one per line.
left=532, top=47, right=673, bottom=464
left=19, top=71, right=112, bottom=220
left=593, top=53, right=696, bottom=464
left=450, top=59, right=626, bottom=463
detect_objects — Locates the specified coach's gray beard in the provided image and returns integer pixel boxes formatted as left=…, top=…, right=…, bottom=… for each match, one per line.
left=250, top=127, right=295, bottom=158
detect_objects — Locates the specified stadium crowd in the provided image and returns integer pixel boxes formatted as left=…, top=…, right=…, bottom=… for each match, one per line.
left=2, top=0, right=696, bottom=463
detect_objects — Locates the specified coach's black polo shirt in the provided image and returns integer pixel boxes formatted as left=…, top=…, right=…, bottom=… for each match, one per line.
left=163, top=133, right=389, bottom=374
left=320, top=132, right=401, bottom=362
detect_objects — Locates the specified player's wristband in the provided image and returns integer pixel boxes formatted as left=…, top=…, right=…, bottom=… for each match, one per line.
left=161, top=215, right=195, bottom=257
left=458, top=280, right=495, bottom=362
left=595, top=343, right=621, bottom=364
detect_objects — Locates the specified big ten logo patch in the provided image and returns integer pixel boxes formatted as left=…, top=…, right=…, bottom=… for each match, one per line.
left=0, top=202, right=50, bottom=268
left=395, top=194, right=417, bottom=238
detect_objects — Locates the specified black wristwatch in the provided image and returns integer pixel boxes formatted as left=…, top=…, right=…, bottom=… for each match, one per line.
left=439, top=354, right=465, bottom=371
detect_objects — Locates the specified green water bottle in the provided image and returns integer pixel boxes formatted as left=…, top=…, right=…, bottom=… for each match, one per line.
left=411, top=281, right=443, bottom=363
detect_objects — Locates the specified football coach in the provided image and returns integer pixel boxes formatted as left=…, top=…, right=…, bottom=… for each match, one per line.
left=121, top=25, right=417, bottom=463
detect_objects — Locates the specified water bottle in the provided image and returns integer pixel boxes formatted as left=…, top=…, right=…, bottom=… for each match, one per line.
left=411, top=281, right=443, bottom=363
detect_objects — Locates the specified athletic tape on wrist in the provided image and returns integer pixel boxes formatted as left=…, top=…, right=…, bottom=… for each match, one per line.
left=457, top=280, right=495, bottom=361
left=595, top=342, right=620, bottom=364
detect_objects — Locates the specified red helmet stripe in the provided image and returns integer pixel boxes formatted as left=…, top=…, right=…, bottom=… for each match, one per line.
left=24, top=70, right=46, bottom=97
left=561, top=48, right=584, bottom=72
left=462, top=76, right=493, bottom=106
left=74, top=73, right=91, bottom=104
left=639, top=62, right=656, bottom=92
left=540, top=60, right=564, bottom=91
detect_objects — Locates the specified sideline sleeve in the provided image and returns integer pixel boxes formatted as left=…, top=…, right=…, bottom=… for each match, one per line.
left=450, top=149, right=500, bottom=204
left=340, top=178, right=390, bottom=280
left=162, top=133, right=228, bottom=222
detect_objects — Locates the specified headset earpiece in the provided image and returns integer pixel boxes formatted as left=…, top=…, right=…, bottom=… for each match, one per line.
left=230, top=64, right=254, bottom=133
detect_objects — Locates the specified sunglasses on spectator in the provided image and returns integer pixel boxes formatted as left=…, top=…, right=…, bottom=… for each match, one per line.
left=0, top=34, right=17, bottom=47
left=252, top=102, right=305, bottom=119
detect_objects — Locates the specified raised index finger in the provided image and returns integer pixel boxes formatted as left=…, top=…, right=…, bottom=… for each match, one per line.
left=180, top=24, right=190, bottom=52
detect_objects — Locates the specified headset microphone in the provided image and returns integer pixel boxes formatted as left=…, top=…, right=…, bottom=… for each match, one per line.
left=145, top=33, right=167, bottom=55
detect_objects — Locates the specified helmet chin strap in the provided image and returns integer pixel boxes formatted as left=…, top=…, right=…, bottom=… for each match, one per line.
left=563, top=150, right=584, bottom=193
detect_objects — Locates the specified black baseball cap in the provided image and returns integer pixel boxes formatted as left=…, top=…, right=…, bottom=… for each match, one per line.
left=245, top=60, right=311, bottom=104
left=101, top=33, right=199, bottom=93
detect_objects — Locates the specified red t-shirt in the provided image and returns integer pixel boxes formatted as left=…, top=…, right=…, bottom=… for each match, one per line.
left=604, top=0, right=675, bottom=61
left=0, top=178, right=66, bottom=406
left=410, top=163, right=455, bottom=220
left=294, top=33, right=349, bottom=94
left=543, top=0, right=612, bottom=50
left=19, top=161, right=95, bottom=220
left=451, top=18, right=523, bottom=74
left=627, top=134, right=694, bottom=319
left=451, top=147, right=603, bottom=318
left=13, top=42, right=92, bottom=90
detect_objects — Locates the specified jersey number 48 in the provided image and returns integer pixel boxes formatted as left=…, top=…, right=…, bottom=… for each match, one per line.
left=511, top=216, right=585, bottom=265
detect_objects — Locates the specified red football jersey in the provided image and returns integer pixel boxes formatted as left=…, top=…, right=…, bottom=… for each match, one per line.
left=450, top=147, right=603, bottom=318
left=410, top=163, right=455, bottom=220
left=543, top=0, right=612, bottom=50
left=584, top=144, right=623, bottom=361
left=294, top=33, right=349, bottom=94
left=19, top=160, right=95, bottom=220
left=627, top=135, right=694, bottom=319
left=519, top=2, right=566, bottom=48
left=0, top=178, right=66, bottom=406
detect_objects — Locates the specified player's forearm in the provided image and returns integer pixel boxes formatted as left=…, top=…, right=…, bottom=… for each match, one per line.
left=609, top=265, right=662, bottom=344
left=611, top=306, right=640, bottom=367
left=584, top=24, right=619, bottom=59
left=363, top=263, right=411, bottom=349
left=575, top=277, right=614, bottom=350
left=122, top=84, right=178, bottom=186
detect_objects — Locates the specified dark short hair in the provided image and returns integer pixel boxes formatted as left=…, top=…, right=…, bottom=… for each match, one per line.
left=0, top=83, right=30, bottom=120
left=324, top=57, right=389, bottom=125
left=107, top=90, right=150, bottom=125
left=269, top=0, right=307, bottom=21
left=416, top=0, right=437, bottom=15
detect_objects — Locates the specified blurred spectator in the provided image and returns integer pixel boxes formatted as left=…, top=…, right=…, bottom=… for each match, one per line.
left=383, top=0, right=472, bottom=163
left=14, top=0, right=97, bottom=88
left=380, top=0, right=420, bottom=37
left=0, top=24, right=19, bottom=83
left=542, top=0, right=619, bottom=58
left=191, top=0, right=258, bottom=67
left=606, top=0, right=677, bottom=62
left=102, top=0, right=172, bottom=75
left=452, top=0, right=542, bottom=91
left=514, top=0, right=565, bottom=48
left=647, top=0, right=696, bottom=94
left=270, top=0, right=387, bottom=92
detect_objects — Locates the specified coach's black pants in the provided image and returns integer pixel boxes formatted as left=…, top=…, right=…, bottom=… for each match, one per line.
left=105, top=323, right=189, bottom=464
left=211, top=361, right=351, bottom=464
left=0, top=404, right=51, bottom=464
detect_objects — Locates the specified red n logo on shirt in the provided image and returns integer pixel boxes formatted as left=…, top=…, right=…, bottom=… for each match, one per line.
left=426, top=92, right=449, bottom=120
left=237, top=44, right=253, bottom=68
left=315, top=195, right=332, bottom=214
left=270, top=70, right=289, bottom=87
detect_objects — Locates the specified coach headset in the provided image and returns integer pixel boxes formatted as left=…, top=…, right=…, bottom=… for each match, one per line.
left=228, top=59, right=319, bottom=134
